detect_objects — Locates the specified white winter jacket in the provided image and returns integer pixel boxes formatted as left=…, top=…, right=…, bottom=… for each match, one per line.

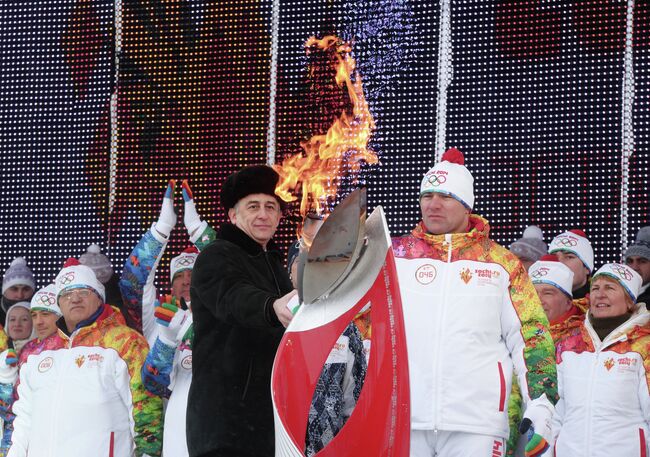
left=392, top=217, right=558, bottom=439
left=554, top=305, right=650, bottom=457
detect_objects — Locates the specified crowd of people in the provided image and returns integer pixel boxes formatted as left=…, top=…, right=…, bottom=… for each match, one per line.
left=0, top=153, right=647, bottom=457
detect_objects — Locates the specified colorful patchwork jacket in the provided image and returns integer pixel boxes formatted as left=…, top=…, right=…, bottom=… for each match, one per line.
left=120, top=223, right=216, bottom=345
left=392, top=215, right=558, bottom=439
left=554, top=305, right=650, bottom=457
left=8, top=304, right=163, bottom=457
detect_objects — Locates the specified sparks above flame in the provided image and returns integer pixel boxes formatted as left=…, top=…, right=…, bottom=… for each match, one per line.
left=274, top=35, right=378, bottom=217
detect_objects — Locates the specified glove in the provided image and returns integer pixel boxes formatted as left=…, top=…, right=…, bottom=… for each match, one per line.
left=154, top=295, right=187, bottom=344
left=154, top=180, right=177, bottom=239
left=182, top=180, right=206, bottom=238
left=5, top=348, right=17, bottom=367
left=520, top=394, right=554, bottom=457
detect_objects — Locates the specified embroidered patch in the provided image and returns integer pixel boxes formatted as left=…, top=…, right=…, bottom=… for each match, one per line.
left=38, top=357, right=53, bottom=373
left=604, top=358, right=614, bottom=371
left=181, top=355, right=192, bottom=370
left=460, top=267, right=472, bottom=284
left=75, top=355, right=85, bottom=368
left=415, top=264, right=436, bottom=285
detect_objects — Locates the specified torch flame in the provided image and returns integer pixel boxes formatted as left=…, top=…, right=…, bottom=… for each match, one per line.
left=274, top=35, right=377, bottom=219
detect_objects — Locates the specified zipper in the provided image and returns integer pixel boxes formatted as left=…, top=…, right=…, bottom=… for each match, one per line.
left=433, top=235, right=453, bottom=428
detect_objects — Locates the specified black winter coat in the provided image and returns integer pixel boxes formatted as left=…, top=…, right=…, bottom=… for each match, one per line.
left=187, top=223, right=293, bottom=457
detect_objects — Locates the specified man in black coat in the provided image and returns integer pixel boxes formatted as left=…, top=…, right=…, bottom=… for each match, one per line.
left=187, top=164, right=296, bottom=457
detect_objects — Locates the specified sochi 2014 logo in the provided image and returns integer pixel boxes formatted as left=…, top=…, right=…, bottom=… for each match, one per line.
left=530, top=267, right=549, bottom=279
left=35, top=293, right=56, bottom=307
left=554, top=236, right=578, bottom=248
left=460, top=268, right=473, bottom=284
left=59, top=272, right=75, bottom=286
left=611, top=264, right=633, bottom=281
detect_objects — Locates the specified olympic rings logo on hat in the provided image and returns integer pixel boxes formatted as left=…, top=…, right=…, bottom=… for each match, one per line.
left=36, top=294, right=56, bottom=307
left=611, top=265, right=633, bottom=281
left=175, top=257, right=195, bottom=268
left=555, top=237, right=577, bottom=248
left=530, top=267, right=549, bottom=279
left=59, top=272, right=75, bottom=286
left=427, top=174, right=447, bottom=187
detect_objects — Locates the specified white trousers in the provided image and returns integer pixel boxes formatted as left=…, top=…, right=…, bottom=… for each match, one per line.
left=410, top=429, right=506, bottom=457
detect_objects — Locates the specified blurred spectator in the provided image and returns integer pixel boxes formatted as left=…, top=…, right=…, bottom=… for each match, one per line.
left=1, top=259, right=35, bottom=324
left=509, top=225, right=547, bottom=271
left=624, top=226, right=650, bottom=307
left=549, top=229, right=594, bottom=299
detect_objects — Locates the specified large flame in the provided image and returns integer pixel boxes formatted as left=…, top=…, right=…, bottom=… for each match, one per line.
left=274, top=35, right=377, bottom=219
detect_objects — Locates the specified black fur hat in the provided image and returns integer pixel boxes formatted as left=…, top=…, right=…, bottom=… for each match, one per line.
left=220, top=164, right=282, bottom=211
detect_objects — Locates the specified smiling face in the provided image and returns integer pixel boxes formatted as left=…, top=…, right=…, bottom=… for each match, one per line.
left=228, top=193, right=281, bottom=248
left=7, top=306, right=32, bottom=340
left=555, top=251, right=590, bottom=290
left=589, top=276, right=634, bottom=319
left=419, top=192, right=470, bottom=235
left=31, top=310, right=59, bottom=340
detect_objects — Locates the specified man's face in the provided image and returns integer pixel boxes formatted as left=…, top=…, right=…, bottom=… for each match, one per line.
left=555, top=251, right=589, bottom=290
left=534, top=283, right=573, bottom=324
left=419, top=192, right=469, bottom=235
left=4, top=284, right=34, bottom=302
left=229, top=193, right=281, bottom=247
left=171, top=269, right=192, bottom=302
left=7, top=306, right=32, bottom=340
left=31, top=310, right=59, bottom=340
left=58, top=287, right=102, bottom=328
left=626, top=255, right=650, bottom=286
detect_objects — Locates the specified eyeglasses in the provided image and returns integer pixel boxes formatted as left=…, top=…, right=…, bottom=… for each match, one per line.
left=59, top=288, right=94, bottom=304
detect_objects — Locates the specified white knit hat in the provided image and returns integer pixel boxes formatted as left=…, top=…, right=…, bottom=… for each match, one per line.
left=79, top=244, right=113, bottom=284
left=2, top=257, right=35, bottom=295
left=55, top=258, right=105, bottom=302
left=548, top=229, right=594, bottom=272
left=420, top=148, right=475, bottom=209
left=30, top=284, right=62, bottom=317
left=592, top=263, right=642, bottom=302
left=170, top=247, right=198, bottom=283
left=528, top=254, right=574, bottom=298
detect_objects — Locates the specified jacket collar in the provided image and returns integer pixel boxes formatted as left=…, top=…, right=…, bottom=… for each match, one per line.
left=411, top=214, right=490, bottom=252
left=219, top=223, right=282, bottom=257
left=75, top=303, right=112, bottom=331
left=584, top=303, right=650, bottom=346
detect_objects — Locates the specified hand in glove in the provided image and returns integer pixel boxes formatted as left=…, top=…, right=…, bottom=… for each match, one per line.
left=154, top=180, right=177, bottom=239
left=5, top=348, right=17, bottom=367
left=519, top=394, right=554, bottom=457
left=181, top=180, right=206, bottom=239
left=154, top=295, right=187, bottom=345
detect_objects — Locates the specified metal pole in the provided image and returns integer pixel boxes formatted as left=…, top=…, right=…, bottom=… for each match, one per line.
left=267, top=0, right=281, bottom=165
left=434, top=0, right=453, bottom=162
left=620, top=0, right=635, bottom=255
left=108, top=0, right=122, bottom=253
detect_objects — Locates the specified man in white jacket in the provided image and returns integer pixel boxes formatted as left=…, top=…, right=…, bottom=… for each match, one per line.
left=392, top=148, right=558, bottom=457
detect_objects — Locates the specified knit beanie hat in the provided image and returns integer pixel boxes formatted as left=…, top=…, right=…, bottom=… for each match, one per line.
left=286, top=240, right=301, bottom=274
left=592, top=263, right=642, bottom=302
left=528, top=254, right=574, bottom=298
left=2, top=257, right=35, bottom=295
left=55, top=258, right=105, bottom=303
left=220, top=164, right=282, bottom=211
left=510, top=225, right=547, bottom=262
left=549, top=229, right=594, bottom=272
left=170, top=246, right=199, bottom=283
left=30, top=284, right=62, bottom=317
left=79, top=244, right=114, bottom=284
left=420, top=148, right=474, bottom=209
left=624, top=226, right=650, bottom=262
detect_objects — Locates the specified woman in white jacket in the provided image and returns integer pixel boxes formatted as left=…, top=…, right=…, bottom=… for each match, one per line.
left=554, top=263, right=650, bottom=457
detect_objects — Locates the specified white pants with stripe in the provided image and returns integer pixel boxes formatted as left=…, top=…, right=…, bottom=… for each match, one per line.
left=410, top=429, right=506, bottom=457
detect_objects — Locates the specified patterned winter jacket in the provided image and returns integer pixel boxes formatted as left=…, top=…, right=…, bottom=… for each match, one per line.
left=554, top=305, right=650, bottom=457
left=8, top=304, right=163, bottom=457
left=392, top=215, right=557, bottom=439
left=120, top=223, right=216, bottom=344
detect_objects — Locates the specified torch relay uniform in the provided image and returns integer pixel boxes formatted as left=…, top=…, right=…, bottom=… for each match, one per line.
left=7, top=303, right=163, bottom=457
left=392, top=215, right=558, bottom=451
left=554, top=303, right=650, bottom=457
